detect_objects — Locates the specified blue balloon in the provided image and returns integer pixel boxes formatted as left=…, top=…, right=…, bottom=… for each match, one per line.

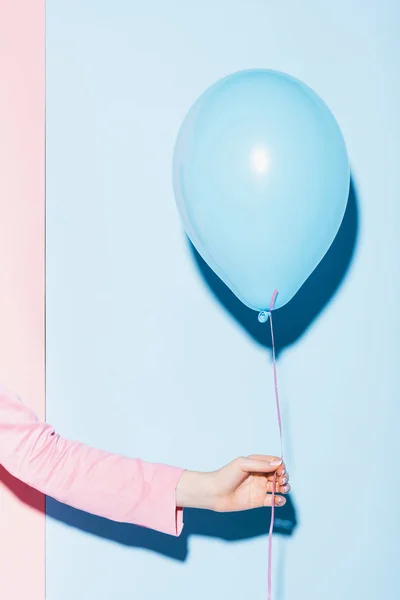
left=173, top=70, right=350, bottom=313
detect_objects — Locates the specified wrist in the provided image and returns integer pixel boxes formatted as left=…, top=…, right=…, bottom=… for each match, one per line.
left=176, top=470, right=216, bottom=511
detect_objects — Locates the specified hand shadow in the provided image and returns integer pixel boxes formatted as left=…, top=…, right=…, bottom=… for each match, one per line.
left=191, top=176, right=360, bottom=355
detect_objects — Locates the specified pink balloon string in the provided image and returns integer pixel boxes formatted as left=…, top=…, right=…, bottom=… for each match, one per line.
left=267, top=290, right=283, bottom=600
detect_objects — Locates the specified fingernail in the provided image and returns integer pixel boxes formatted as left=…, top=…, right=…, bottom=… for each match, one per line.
left=281, top=477, right=288, bottom=485
left=283, top=485, right=290, bottom=493
left=281, top=469, right=286, bottom=476
left=270, top=459, right=282, bottom=466
left=277, top=496, right=285, bottom=504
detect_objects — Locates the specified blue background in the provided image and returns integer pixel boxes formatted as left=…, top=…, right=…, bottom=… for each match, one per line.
left=46, top=1, right=400, bottom=599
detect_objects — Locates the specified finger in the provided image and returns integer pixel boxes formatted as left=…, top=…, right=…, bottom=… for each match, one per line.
left=264, top=494, right=286, bottom=508
left=248, top=455, right=287, bottom=478
left=267, top=471, right=289, bottom=486
left=266, top=480, right=291, bottom=494
left=277, top=464, right=287, bottom=478
left=248, top=454, right=282, bottom=463
left=241, top=456, right=282, bottom=474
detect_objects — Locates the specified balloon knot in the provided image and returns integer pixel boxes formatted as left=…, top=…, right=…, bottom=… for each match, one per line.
left=258, top=310, right=270, bottom=324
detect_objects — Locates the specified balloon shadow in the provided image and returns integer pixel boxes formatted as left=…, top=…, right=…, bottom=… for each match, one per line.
left=46, top=492, right=297, bottom=561
left=190, top=176, right=360, bottom=354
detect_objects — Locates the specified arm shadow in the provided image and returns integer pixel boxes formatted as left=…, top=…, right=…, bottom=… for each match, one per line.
left=0, top=466, right=298, bottom=563
left=46, top=493, right=297, bottom=562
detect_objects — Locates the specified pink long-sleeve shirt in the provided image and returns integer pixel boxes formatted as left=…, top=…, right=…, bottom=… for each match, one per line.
left=0, top=383, right=184, bottom=536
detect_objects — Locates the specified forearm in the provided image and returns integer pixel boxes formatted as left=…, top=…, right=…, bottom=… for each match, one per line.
left=0, top=384, right=184, bottom=535
left=176, top=469, right=216, bottom=511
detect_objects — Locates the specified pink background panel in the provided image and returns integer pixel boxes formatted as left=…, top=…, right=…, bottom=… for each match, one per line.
left=0, top=1, right=45, bottom=599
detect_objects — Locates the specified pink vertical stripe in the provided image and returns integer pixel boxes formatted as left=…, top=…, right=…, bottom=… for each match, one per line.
left=0, top=1, right=45, bottom=599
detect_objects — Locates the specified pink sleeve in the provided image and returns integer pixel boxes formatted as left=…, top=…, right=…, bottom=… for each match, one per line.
left=0, top=383, right=185, bottom=536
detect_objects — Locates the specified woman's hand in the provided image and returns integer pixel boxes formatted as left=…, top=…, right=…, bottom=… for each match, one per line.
left=176, top=455, right=290, bottom=512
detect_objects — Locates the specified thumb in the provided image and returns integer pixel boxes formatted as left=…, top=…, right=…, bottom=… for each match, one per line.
left=240, top=455, right=282, bottom=474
